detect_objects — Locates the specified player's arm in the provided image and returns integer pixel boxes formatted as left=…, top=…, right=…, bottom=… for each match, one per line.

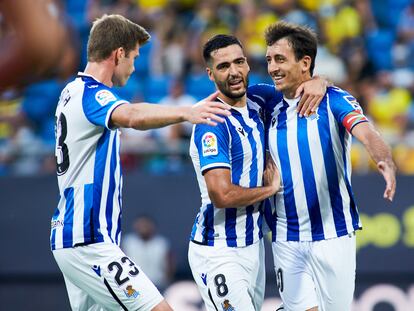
left=110, top=91, right=231, bottom=130
left=204, top=157, right=280, bottom=209
left=350, top=122, right=396, bottom=201
left=295, top=75, right=331, bottom=117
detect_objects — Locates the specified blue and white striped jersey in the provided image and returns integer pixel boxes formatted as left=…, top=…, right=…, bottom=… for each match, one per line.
left=189, top=98, right=266, bottom=247
left=248, top=84, right=364, bottom=242
left=50, top=73, right=128, bottom=250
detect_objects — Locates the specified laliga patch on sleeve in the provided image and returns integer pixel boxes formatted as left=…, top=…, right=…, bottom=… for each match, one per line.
left=95, top=89, right=116, bottom=106
left=202, top=132, right=218, bottom=156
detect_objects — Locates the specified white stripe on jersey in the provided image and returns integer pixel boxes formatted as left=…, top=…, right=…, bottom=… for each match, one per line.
left=72, top=186, right=85, bottom=244
left=306, top=104, right=336, bottom=238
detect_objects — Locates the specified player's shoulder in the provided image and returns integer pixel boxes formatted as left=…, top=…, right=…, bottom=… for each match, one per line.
left=327, top=86, right=362, bottom=111
left=248, top=83, right=278, bottom=98
left=327, top=85, right=355, bottom=101
left=81, top=79, right=120, bottom=107
left=195, top=120, right=228, bottom=134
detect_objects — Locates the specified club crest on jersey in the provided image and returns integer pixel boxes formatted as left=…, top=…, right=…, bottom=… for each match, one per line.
left=221, top=299, right=235, bottom=311
left=202, top=132, right=218, bottom=156
left=124, top=285, right=140, bottom=298
left=95, top=89, right=116, bottom=106
left=306, top=109, right=319, bottom=121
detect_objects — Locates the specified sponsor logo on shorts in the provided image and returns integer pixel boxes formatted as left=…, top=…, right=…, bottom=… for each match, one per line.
left=221, top=299, right=235, bottom=311
left=91, top=265, right=101, bottom=277
left=201, top=273, right=207, bottom=286
left=124, top=285, right=139, bottom=298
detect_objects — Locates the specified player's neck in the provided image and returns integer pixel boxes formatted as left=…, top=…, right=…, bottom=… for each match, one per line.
left=217, top=92, right=246, bottom=108
left=84, top=62, right=114, bottom=87
left=283, top=73, right=312, bottom=99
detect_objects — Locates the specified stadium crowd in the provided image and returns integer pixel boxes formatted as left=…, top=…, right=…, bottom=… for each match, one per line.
left=0, top=0, right=413, bottom=176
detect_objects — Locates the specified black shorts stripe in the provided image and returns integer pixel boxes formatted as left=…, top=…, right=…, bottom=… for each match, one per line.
left=208, top=288, right=219, bottom=311
left=103, top=278, right=128, bottom=311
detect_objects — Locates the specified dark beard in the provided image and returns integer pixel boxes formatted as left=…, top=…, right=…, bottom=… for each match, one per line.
left=216, top=76, right=249, bottom=99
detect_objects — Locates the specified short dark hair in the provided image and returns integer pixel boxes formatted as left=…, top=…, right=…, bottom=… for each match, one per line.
left=87, top=14, right=150, bottom=62
left=265, top=21, right=317, bottom=75
left=202, top=34, right=244, bottom=66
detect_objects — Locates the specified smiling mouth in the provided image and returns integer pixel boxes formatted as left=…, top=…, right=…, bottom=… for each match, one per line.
left=272, top=75, right=285, bottom=84
left=228, top=79, right=243, bottom=88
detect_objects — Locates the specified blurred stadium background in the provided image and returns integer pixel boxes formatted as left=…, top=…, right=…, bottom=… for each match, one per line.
left=0, top=0, right=413, bottom=310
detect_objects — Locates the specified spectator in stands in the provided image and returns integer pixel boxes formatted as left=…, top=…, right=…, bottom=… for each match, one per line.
left=122, top=215, right=175, bottom=292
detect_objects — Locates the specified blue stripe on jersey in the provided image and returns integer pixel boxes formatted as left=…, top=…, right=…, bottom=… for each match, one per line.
left=205, top=204, right=215, bottom=246
left=245, top=205, right=254, bottom=245
left=105, top=136, right=118, bottom=243
left=297, top=116, right=325, bottom=240
left=225, top=208, right=237, bottom=247
left=338, top=126, right=360, bottom=230
left=62, top=187, right=74, bottom=248
left=50, top=205, right=61, bottom=250
left=318, top=102, right=347, bottom=234
left=190, top=213, right=199, bottom=241
left=83, top=183, right=93, bottom=241
left=277, top=103, right=300, bottom=241
left=237, top=113, right=259, bottom=246
left=92, top=129, right=111, bottom=243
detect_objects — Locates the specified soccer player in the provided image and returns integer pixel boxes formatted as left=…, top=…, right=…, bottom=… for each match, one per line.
left=50, top=14, right=232, bottom=311
left=188, top=34, right=328, bottom=311
left=262, top=21, right=396, bottom=310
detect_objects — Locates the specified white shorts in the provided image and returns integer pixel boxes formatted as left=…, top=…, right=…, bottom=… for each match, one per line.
left=188, top=239, right=265, bottom=311
left=53, top=242, right=164, bottom=311
left=272, top=233, right=356, bottom=311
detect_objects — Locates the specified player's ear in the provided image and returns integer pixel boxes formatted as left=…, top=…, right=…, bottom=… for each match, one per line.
left=301, top=55, right=311, bottom=74
left=114, top=47, right=124, bottom=66
left=245, top=57, right=250, bottom=73
left=206, top=67, right=214, bottom=82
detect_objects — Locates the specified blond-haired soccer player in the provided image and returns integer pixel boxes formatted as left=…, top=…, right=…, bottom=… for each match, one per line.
left=50, top=14, right=230, bottom=311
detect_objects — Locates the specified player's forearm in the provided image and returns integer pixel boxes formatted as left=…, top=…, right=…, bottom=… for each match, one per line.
left=112, top=103, right=188, bottom=130
left=366, top=135, right=393, bottom=165
left=210, top=184, right=275, bottom=209
left=355, top=124, right=395, bottom=168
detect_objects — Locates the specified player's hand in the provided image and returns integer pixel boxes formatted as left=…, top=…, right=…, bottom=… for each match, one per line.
left=377, top=160, right=397, bottom=202
left=295, top=76, right=329, bottom=118
left=263, top=155, right=281, bottom=194
left=186, top=91, right=231, bottom=126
